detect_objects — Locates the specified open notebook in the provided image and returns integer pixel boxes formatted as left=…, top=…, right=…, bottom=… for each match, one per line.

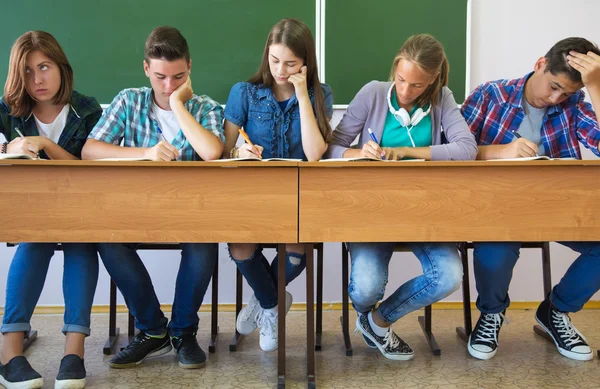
left=214, top=158, right=303, bottom=162
left=320, top=157, right=426, bottom=162
left=0, top=153, right=39, bottom=160
left=486, top=156, right=577, bottom=161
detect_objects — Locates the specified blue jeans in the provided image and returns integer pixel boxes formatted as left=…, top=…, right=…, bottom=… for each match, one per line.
left=473, top=241, right=600, bottom=313
left=230, top=246, right=306, bottom=309
left=348, top=242, right=462, bottom=324
left=2, top=243, right=99, bottom=336
left=98, top=243, right=217, bottom=337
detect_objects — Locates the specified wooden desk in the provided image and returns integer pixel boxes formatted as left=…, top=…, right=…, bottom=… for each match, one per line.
left=300, top=160, right=600, bottom=243
left=0, top=160, right=300, bottom=388
left=299, top=160, right=600, bottom=372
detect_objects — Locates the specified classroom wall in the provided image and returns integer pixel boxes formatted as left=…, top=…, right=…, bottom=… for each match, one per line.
left=1, top=0, right=599, bottom=309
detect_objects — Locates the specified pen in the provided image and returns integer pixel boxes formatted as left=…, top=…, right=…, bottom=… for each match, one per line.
left=367, top=128, right=386, bottom=160
left=238, top=128, right=262, bottom=158
left=14, top=127, right=25, bottom=138
left=511, top=131, right=539, bottom=157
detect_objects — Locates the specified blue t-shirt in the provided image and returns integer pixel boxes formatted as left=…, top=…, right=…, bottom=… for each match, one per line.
left=224, top=82, right=333, bottom=160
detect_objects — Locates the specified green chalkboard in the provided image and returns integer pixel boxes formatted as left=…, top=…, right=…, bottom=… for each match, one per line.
left=325, top=0, right=467, bottom=104
left=0, top=0, right=315, bottom=104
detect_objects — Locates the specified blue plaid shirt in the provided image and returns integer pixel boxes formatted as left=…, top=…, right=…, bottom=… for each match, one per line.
left=89, top=87, right=224, bottom=161
left=461, top=72, right=600, bottom=158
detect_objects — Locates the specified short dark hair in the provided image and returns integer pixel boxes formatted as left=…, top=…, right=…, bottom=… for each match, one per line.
left=144, top=26, right=190, bottom=63
left=545, top=37, right=600, bottom=83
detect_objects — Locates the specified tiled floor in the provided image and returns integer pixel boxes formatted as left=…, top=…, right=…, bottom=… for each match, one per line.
left=3, top=309, right=600, bottom=388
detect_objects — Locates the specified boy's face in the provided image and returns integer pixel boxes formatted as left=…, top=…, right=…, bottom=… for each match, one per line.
left=528, top=57, right=583, bottom=108
left=144, top=57, right=191, bottom=109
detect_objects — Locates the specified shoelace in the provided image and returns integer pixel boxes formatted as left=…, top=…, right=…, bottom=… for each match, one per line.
left=383, top=329, right=401, bottom=350
left=474, top=312, right=508, bottom=344
left=552, top=311, right=584, bottom=347
left=240, top=298, right=260, bottom=322
left=257, top=311, right=277, bottom=337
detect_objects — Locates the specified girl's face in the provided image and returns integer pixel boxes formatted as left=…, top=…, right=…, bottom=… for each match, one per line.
left=393, top=59, right=436, bottom=107
left=25, top=50, right=62, bottom=104
left=268, top=43, right=304, bottom=86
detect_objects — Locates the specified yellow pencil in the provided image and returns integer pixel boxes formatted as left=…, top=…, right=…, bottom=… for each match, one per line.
left=238, top=129, right=262, bottom=158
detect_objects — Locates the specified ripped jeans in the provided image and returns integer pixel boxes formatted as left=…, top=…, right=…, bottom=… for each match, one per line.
left=230, top=245, right=306, bottom=309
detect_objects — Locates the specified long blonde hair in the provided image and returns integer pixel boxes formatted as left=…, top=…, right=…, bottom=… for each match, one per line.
left=389, top=34, right=449, bottom=108
left=249, top=18, right=332, bottom=141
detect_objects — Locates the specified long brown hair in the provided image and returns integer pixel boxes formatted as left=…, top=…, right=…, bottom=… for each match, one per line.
left=4, top=31, right=73, bottom=117
left=389, top=34, right=449, bottom=108
left=249, top=18, right=331, bottom=141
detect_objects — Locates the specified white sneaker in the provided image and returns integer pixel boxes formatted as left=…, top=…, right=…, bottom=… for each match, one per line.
left=255, top=291, right=293, bottom=352
left=236, top=293, right=261, bottom=335
left=257, top=309, right=278, bottom=352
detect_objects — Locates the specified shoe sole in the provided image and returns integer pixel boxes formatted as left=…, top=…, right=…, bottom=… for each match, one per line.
left=109, top=343, right=173, bottom=369
left=54, top=377, right=86, bottom=389
left=355, top=317, right=414, bottom=361
left=534, top=317, right=593, bottom=361
left=467, top=334, right=497, bottom=360
left=178, top=361, right=206, bottom=369
left=236, top=312, right=258, bottom=336
left=0, top=375, right=43, bottom=389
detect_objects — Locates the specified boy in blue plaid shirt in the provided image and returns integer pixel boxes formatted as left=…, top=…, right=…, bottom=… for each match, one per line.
left=82, top=26, right=224, bottom=369
left=461, top=37, right=600, bottom=362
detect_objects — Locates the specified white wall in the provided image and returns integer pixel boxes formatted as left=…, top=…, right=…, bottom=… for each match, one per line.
left=1, top=0, right=599, bottom=308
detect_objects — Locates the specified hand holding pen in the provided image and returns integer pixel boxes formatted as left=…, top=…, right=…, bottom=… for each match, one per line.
left=237, top=128, right=263, bottom=158
left=509, top=131, right=539, bottom=158
left=8, top=127, right=40, bottom=158
left=359, top=128, right=385, bottom=160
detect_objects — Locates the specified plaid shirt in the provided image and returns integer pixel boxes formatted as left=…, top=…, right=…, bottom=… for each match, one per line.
left=0, top=91, right=102, bottom=159
left=461, top=72, right=600, bottom=158
left=89, top=87, right=224, bottom=161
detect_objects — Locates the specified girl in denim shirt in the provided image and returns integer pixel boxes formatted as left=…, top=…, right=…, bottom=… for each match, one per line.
left=0, top=31, right=102, bottom=389
left=223, top=18, right=333, bottom=352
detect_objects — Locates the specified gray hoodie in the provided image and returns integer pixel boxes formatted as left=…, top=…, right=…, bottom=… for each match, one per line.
left=326, top=81, right=477, bottom=160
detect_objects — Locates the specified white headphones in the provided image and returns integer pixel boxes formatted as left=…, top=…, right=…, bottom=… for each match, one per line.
left=387, top=83, right=431, bottom=127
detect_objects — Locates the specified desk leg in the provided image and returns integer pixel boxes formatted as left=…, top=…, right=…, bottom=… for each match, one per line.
left=305, top=244, right=316, bottom=388
left=209, top=262, right=219, bottom=353
left=23, top=331, right=38, bottom=351
left=277, top=244, right=286, bottom=389
left=456, top=247, right=472, bottom=343
left=315, top=244, right=323, bottom=352
left=103, top=279, right=121, bottom=355
left=418, top=306, right=441, bottom=355
left=341, top=244, right=352, bottom=356
left=230, top=268, right=244, bottom=351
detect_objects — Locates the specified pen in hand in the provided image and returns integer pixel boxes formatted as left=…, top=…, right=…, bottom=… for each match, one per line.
left=238, top=128, right=262, bottom=158
left=367, top=128, right=386, bottom=160
left=511, top=131, right=539, bottom=157
left=15, top=127, right=39, bottom=159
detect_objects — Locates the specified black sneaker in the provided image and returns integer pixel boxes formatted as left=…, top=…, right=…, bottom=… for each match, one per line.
left=109, top=331, right=172, bottom=368
left=55, top=354, right=86, bottom=389
left=0, top=355, right=43, bottom=389
left=355, top=314, right=414, bottom=360
left=171, top=333, right=206, bottom=369
left=357, top=313, right=377, bottom=348
left=535, top=298, right=593, bottom=361
left=468, top=311, right=506, bottom=360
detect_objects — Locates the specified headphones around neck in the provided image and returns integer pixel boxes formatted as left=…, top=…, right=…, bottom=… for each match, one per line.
left=387, top=83, right=431, bottom=127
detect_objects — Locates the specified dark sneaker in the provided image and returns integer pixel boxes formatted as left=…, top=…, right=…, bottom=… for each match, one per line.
left=109, top=331, right=172, bottom=368
left=55, top=354, right=86, bottom=389
left=172, top=334, right=206, bottom=369
left=535, top=299, right=593, bottom=361
left=357, top=313, right=377, bottom=348
left=355, top=314, right=414, bottom=360
left=468, top=312, right=506, bottom=360
left=0, top=355, right=43, bottom=389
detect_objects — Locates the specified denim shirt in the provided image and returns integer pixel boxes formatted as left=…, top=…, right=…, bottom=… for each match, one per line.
left=0, top=91, right=102, bottom=159
left=224, top=82, right=333, bottom=160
